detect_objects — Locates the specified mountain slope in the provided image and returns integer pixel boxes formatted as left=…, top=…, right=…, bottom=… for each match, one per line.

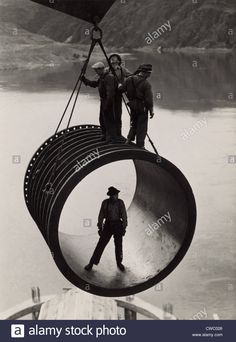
left=0, top=0, right=235, bottom=49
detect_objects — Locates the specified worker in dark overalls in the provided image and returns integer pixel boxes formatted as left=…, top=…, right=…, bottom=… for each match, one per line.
left=107, top=54, right=131, bottom=137
left=85, top=186, right=128, bottom=272
left=119, top=64, right=155, bottom=148
left=81, top=62, right=117, bottom=143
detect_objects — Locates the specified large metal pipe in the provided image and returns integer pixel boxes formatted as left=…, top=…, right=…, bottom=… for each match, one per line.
left=24, top=125, right=196, bottom=296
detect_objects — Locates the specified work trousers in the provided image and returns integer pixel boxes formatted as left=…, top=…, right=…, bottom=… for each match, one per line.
left=127, top=110, right=148, bottom=148
left=100, top=100, right=117, bottom=141
left=90, top=220, right=123, bottom=265
left=114, top=95, right=122, bottom=137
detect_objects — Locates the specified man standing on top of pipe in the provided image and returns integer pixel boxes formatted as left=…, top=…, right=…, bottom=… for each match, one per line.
left=81, top=62, right=117, bottom=143
left=85, top=186, right=128, bottom=272
left=119, top=64, right=155, bottom=148
left=107, top=54, right=132, bottom=137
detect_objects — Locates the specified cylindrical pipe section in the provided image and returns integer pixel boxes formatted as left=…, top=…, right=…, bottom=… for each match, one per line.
left=24, top=125, right=196, bottom=297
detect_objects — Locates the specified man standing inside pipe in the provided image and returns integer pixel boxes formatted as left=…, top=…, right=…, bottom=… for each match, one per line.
left=119, top=64, right=154, bottom=148
left=107, top=54, right=131, bottom=137
left=81, top=62, right=117, bottom=143
left=85, top=187, right=128, bottom=272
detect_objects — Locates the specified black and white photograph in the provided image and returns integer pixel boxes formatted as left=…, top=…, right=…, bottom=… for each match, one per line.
left=0, top=0, right=235, bottom=336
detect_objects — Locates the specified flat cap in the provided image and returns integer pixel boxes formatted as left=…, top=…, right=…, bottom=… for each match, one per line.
left=107, top=186, right=120, bottom=196
left=92, top=62, right=105, bottom=69
left=139, top=64, right=153, bottom=73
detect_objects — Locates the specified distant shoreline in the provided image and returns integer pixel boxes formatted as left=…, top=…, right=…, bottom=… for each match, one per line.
left=0, top=42, right=234, bottom=71
left=133, top=46, right=234, bottom=54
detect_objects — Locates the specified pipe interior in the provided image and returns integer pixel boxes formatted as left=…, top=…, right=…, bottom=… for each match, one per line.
left=59, top=159, right=188, bottom=289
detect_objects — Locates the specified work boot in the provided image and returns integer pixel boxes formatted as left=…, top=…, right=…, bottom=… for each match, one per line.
left=84, top=263, right=93, bottom=271
left=117, top=263, right=125, bottom=272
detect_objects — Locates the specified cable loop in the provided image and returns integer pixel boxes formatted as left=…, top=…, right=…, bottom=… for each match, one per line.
left=91, top=26, right=103, bottom=41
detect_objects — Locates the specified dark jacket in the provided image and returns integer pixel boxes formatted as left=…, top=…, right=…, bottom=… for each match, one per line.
left=82, top=72, right=116, bottom=111
left=121, top=74, right=154, bottom=112
left=97, top=199, right=128, bottom=228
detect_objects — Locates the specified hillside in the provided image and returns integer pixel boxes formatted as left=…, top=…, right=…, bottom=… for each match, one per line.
left=0, top=0, right=235, bottom=49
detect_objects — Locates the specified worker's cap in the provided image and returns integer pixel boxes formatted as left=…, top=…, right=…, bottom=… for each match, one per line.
left=92, top=62, right=105, bottom=69
left=107, top=186, right=120, bottom=196
left=138, top=64, right=153, bottom=73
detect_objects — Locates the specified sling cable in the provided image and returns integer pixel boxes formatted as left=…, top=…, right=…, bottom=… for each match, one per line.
left=24, top=0, right=197, bottom=297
